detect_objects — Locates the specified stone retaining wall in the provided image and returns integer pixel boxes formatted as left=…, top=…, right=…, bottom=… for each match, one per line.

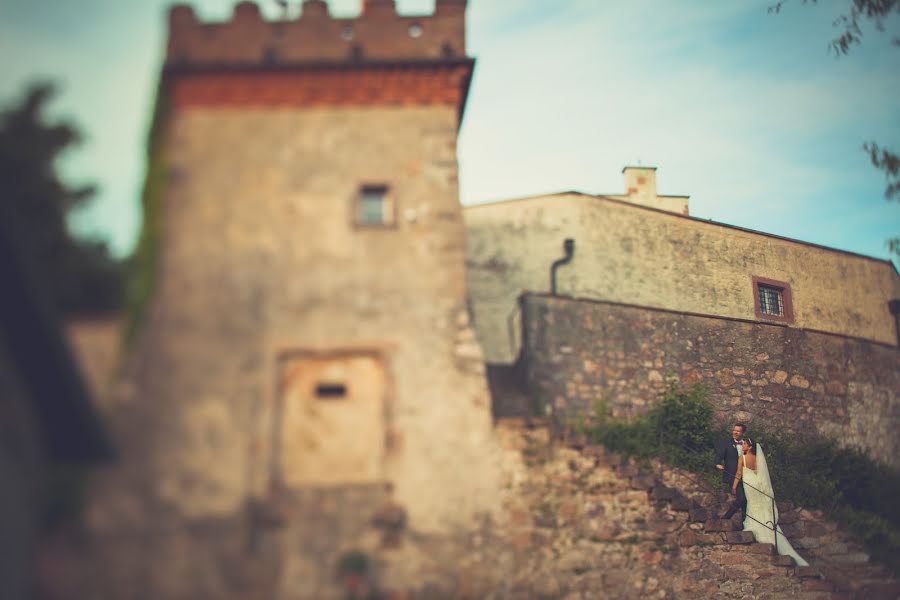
left=520, top=294, right=900, bottom=468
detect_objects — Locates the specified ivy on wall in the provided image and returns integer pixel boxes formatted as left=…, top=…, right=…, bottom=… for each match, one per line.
left=123, top=84, right=169, bottom=346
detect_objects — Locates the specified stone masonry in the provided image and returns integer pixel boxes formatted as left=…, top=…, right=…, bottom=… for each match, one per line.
left=43, top=418, right=900, bottom=598
left=78, top=2, right=499, bottom=598
left=520, top=294, right=900, bottom=468
left=464, top=190, right=900, bottom=364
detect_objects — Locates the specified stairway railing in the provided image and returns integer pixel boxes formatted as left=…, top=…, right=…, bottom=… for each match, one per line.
left=653, top=428, right=783, bottom=553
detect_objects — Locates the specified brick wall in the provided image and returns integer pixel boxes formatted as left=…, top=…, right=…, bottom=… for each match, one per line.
left=520, top=293, right=900, bottom=468
left=167, top=0, right=467, bottom=66
left=166, top=64, right=472, bottom=113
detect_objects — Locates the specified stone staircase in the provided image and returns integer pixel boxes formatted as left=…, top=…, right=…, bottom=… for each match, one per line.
left=567, top=432, right=900, bottom=600
left=485, top=419, right=900, bottom=599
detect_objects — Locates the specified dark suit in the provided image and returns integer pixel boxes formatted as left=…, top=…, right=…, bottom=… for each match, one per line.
left=715, top=438, right=746, bottom=517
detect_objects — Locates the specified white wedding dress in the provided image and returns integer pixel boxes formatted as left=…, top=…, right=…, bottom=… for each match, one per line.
left=741, top=443, right=809, bottom=566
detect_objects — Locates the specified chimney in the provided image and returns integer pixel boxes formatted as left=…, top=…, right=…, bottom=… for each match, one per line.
left=622, top=166, right=657, bottom=204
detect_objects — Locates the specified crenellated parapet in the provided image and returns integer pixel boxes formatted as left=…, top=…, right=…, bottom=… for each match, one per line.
left=166, top=0, right=468, bottom=67
left=163, top=1, right=473, bottom=118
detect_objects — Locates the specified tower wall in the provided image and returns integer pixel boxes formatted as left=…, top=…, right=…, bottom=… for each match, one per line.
left=82, top=2, right=498, bottom=598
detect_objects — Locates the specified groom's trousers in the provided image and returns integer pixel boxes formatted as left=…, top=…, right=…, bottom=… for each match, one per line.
left=723, top=481, right=746, bottom=519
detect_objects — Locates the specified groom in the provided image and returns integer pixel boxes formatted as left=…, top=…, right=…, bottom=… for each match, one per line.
left=715, top=422, right=747, bottom=520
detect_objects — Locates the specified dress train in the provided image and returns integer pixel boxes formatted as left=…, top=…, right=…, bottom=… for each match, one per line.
left=741, top=443, right=809, bottom=567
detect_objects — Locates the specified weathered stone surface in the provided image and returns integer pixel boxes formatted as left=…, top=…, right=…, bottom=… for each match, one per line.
left=704, top=519, right=737, bottom=533
left=70, top=410, right=900, bottom=599
left=670, top=496, right=692, bottom=511
left=746, top=543, right=775, bottom=555
left=717, top=368, right=737, bottom=387
left=773, top=370, right=790, bottom=384
left=772, top=554, right=796, bottom=567
left=519, top=295, right=900, bottom=468
left=802, top=578, right=834, bottom=592
left=790, top=374, right=811, bottom=389
left=650, top=485, right=675, bottom=501
left=629, top=475, right=655, bottom=490
left=725, top=531, right=755, bottom=544
left=688, top=508, right=708, bottom=522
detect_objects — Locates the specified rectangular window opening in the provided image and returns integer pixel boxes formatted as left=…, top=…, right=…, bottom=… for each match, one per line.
left=356, top=185, right=391, bottom=226
left=752, top=276, right=794, bottom=324
left=758, top=285, right=784, bottom=316
left=316, top=383, right=348, bottom=399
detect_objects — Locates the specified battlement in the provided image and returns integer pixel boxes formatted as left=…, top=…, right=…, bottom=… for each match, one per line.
left=166, top=0, right=469, bottom=68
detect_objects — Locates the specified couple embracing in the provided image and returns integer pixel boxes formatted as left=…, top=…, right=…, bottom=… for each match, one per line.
left=715, top=423, right=808, bottom=566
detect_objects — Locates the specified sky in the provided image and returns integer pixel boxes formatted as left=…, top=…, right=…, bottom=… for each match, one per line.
left=1, top=0, right=898, bottom=266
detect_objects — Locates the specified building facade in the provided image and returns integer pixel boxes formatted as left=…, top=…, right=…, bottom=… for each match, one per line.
left=464, top=167, right=900, bottom=466
left=465, top=168, right=900, bottom=365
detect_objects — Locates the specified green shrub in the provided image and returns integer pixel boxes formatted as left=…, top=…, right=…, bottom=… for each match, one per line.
left=579, top=382, right=715, bottom=473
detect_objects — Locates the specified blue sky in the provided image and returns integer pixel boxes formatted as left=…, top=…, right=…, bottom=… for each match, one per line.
left=1, top=0, right=898, bottom=265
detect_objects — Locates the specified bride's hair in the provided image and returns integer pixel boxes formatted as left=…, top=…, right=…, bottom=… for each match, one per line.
left=743, top=438, right=757, bottom=454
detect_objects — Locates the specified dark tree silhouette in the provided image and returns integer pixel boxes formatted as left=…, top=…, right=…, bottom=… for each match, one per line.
left=0, top=82, right=124, bottom=313
left=771, top=0, right=900, bottom=54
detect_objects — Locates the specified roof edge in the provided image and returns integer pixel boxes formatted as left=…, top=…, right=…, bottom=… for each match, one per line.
left=464, top=191, right=900, bottom=273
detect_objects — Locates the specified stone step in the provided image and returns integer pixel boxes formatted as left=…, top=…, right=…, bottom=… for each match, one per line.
left=677, top=531, right=726, bottom=546
left=744, top=542, right=775, bottom=555
left=725, top=531, right=755, bottom=544
left=688, top=508, right=708, bottom=523
left=650, top=485, right=676, bottom=501
left=794, top=566, right=823, bottom=578
left=801, top=578, right=834, bottom=593
left=703, top=519, right=739, bottom=533
left=670, top=496, right=692, bottom=511
left=772, top=554, right=796, bottom=567
left=629, top=475, right=655, bottom=491
left=860, top=580, right=900, bottom=599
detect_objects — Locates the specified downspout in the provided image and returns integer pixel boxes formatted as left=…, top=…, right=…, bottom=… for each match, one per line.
left=550, top=238, right=575, bottom=296
left=889, top=299, right=900, bottom=348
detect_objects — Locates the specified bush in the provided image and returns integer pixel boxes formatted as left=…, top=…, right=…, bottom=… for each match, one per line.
left=579, top=382, right=715, bottom=473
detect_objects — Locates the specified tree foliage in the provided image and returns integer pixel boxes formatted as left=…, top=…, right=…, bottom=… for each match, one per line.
left=769, top=0, right=900, bottom=54
left=769, top=0, right=900, bottom=258
left=0, top=82, right=124, bottom=313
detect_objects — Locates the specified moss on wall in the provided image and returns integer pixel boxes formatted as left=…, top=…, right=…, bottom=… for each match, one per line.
left=123, top=84, right=169, bottom=346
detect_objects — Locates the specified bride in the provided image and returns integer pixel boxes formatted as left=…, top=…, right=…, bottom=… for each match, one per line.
left=733, top=439, right=809, bottom=566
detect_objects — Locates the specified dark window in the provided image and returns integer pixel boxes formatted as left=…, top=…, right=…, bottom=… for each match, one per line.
left=758, top=285, right=784, bottom=316
left=752, top=276, right=794, bottom=324
left=356, top=185, right=392, bottom=226
left=316, top=383, right=347, bottom=399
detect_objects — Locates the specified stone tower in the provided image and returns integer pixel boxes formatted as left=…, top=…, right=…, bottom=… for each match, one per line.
left=83, top=1, right=498, bottom=597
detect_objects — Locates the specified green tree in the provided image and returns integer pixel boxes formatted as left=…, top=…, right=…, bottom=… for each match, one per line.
left=0, top=82, right=123, bottom=313
left=770, top=0, right=900, bottom=257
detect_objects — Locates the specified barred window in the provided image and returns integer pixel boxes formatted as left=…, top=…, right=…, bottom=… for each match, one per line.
left=758, top=285, right=784, bottom=316
left=752, top=276, right=794, bottom=324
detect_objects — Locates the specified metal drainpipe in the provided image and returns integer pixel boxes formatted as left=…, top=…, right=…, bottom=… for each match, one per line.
left=889, top=299, right=900, bottom=348
left=550, top=238, right=575, bottom=296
